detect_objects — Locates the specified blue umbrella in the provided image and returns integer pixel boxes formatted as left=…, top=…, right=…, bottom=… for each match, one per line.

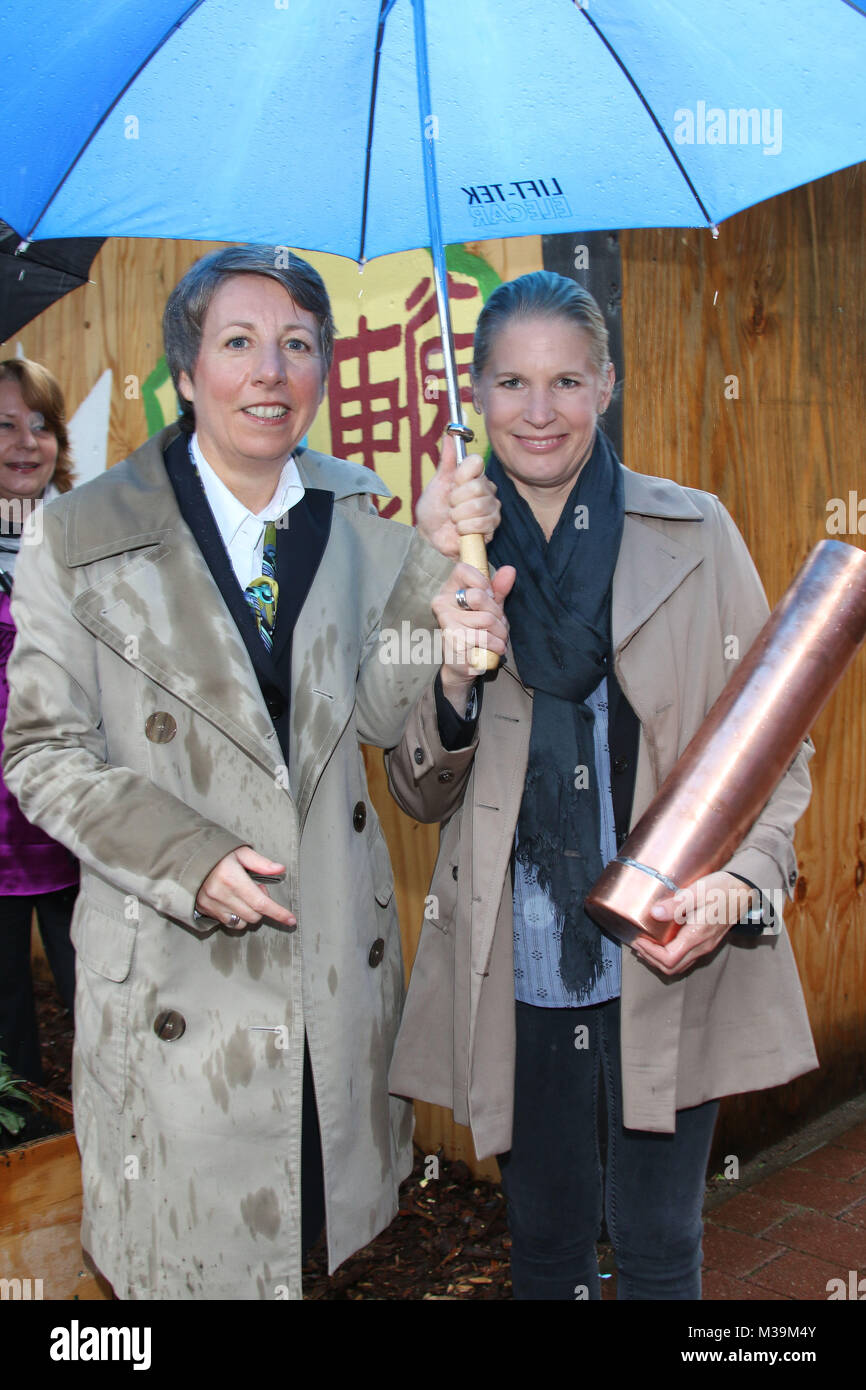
left=0, top=221, right=104, bottom=340
left=3, top=0, right=865, bottom=446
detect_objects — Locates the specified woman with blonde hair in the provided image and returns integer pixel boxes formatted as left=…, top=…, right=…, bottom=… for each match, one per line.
left=388, top=271, right=816, bottom=1301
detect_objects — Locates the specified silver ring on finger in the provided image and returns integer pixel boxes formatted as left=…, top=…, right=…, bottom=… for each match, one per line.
left=455, top=588, right=471, bottom=611
left=227, top=912, right=241, bottom=927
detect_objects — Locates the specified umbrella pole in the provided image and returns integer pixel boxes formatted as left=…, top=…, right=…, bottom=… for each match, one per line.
left=411, top=0, right=496, bottom=670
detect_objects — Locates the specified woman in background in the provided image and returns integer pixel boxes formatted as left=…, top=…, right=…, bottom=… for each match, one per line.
left=0, top=358, right=78, bottom=1082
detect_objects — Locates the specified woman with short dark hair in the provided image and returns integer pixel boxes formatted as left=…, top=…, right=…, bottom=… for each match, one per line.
left=162, top=244, right=337, bottom=434
left=2, top=248, right=507, bottom=1298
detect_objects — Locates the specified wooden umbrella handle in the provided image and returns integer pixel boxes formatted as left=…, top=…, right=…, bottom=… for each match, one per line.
left=459, top=533, right=499, bottom=671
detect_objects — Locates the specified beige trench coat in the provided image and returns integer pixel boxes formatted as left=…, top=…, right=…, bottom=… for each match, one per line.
left=3, top=424, right=454, bottom=1299
left=388, top=466, right=818, bottom=1157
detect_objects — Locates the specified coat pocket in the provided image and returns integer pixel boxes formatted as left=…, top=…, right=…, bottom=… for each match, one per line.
left=71, top=894, right=137, bottom=1111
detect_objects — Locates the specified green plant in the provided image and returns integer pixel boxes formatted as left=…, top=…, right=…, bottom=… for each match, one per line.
left=0, top=1048, right=33, bottom=1136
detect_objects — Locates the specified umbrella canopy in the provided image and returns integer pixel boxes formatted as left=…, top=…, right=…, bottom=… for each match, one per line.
left=0, top=222, right=104, bottom=342
left=3, top=0, right=866, bottom=259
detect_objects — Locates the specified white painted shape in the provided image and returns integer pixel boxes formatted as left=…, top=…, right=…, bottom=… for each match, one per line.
left=68, top=369, right=112, bottom=485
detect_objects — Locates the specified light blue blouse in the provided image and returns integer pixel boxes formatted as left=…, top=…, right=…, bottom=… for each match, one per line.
left=512, top=677, right=621, bottom=1008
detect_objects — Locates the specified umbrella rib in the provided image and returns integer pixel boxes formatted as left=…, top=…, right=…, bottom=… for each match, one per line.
left=577, top=6, right=714, bottom=227
left=24, top=0, right=210, bottom=240
left=359, top=0, right=398, bottom=264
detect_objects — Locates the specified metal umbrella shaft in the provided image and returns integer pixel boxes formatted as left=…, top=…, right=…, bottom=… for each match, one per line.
left=412, top=0, right=495, bottom=669
left=411, top=0, right=471, bottom=462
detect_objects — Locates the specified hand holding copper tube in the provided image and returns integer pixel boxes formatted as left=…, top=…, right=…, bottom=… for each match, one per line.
left=586, top=540, right=866, bottom=947
left=630, top=871, right=758, bottom=976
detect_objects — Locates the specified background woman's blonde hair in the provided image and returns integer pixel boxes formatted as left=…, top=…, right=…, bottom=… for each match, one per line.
left=0, top=358, right=75, bottom=493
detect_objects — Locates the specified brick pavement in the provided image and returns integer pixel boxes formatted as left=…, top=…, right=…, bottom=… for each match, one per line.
left=702, top=1119, right=866, bottom=1300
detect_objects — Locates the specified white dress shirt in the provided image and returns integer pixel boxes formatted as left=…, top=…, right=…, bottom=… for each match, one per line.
left=189, top=432, right=305, bottom=590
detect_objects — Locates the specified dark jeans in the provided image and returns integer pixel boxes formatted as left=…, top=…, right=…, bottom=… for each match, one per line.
left=498, top=996, right=719, bottom=1301
left=0, top=884, right=77, bottom=1082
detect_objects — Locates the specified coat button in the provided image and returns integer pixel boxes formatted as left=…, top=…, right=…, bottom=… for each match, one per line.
left=413, top=746, right=424, bottom=765
left=368, top=938, right=385, bottom=967
left=452, top=864, right=458, bottom=881
left=154, top=1010, right=186, bottom=1041
left=353, top=801, right=366, bottom=832
left=437, top=769, right=454, bottom=783
left=613, top=756, right=629, bottom=774
left=145, top=712, right=177, bottom=743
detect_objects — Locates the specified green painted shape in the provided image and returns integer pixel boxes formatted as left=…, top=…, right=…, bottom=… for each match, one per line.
left=444, top=244, right=502, bottom=303
left=442, top=245, right=501, bottom=462
left=142, top=356, right=173, bottom=436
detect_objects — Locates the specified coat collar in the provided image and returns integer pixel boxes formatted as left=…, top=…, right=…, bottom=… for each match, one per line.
left=61, top=424, right=389, bottom=567
left=622, top=465, right=705, bottom=523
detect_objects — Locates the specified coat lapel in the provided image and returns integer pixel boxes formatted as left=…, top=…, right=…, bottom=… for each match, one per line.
left=65, top=427, right=280, bottom=775
left=470, top=663, right=531, bottom=981
left=612, top=468, right=705, bottom=653
left=64, top=430, right=390, bottom=793
left=269, top=488, right=333, bottom=673
left=286, top=449, right=391, bottom=831
left=286, top=509, right=359, bottom=832
left=74, top=536, right=282, bottom=774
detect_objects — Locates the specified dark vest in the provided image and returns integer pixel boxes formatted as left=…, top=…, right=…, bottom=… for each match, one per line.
left=162, top=433, right=333, bottom=761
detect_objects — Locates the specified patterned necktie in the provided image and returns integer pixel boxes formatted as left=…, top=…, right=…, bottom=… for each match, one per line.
left=244, top=521, right=279, bottom=651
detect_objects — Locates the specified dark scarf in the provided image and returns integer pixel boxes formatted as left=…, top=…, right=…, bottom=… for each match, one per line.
left=487, top=429, right=625, bottom=997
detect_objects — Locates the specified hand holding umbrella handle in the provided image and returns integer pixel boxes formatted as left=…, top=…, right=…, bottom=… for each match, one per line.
left=448, top=423, right=498, bottom=672
left=457, top=533, right=498, bottom=672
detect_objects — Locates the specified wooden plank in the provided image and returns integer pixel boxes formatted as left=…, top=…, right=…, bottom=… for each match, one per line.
left=0, top=1132, right=82, bottom=1238
left=0, top=1131, right=110, bottom=1299
left=621, top=164, right=866, bottom=1161
left=463, top=235, right=542, bottom=284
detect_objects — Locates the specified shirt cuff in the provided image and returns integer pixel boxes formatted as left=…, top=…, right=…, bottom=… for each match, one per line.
left=434, top=670, right=481, bottom=751
left=728, top=871, right=777, bottom=935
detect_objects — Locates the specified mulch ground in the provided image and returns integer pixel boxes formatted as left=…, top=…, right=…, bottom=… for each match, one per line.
left=302, top=1153, right=513, bottom=1299
left=34, top=970, right=74, bottom=1100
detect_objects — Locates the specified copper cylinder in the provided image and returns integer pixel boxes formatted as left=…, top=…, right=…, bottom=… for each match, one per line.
left=585, top=540, right=866, bottom=946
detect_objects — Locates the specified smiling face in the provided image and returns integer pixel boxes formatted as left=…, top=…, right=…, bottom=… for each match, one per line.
left=178, top=274, right=327, bottom=491
left=0, top=377, right=60, bottom=504
left=473, top=313, right=614, bottom=520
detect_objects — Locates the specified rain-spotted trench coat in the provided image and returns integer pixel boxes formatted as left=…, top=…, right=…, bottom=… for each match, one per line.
left=387, top=466, right=819, bottom=1158
left=2, top=423, right=454, bottom=1300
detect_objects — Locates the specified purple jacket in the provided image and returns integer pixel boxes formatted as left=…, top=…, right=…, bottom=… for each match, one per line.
left=0, top=590, right=78, bottom=895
